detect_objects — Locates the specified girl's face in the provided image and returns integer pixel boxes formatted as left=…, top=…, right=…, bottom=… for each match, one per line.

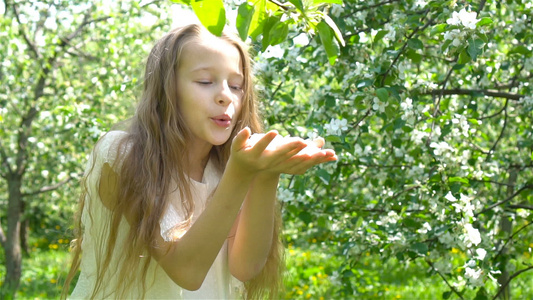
left=176, top=34, right=244, bottom=150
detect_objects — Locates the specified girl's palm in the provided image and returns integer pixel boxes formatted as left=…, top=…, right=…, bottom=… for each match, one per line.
left=230, top=128, right=337, bottom=175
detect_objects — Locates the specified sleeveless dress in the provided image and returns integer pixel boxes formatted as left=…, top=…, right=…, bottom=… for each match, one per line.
left=70, top=131, right=243, bottom=299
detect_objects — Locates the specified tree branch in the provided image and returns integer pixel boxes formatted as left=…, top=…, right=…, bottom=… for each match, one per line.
left=492, top=265, right=533, bottom=300
left=477, top=100, right=507, bottom=120
left=476, top=184, right=533, bottom=216
left=468, top=178, right=514, bottom=187
left=508, top=204, right=533, bottom=210
left=422, top=88, right=523, bottom=100
left=21, top=176, right=73, bottom=197
left=268, top=0, right=291, bottom=11
left=426, top=258, right=464, bottom=300
left=485, top=99, right=508, bottom=162
left=493, top=221, right=532, bottom=263
left=341, top=0, right=401, bottom=18
left=381, top=12, right=432, bottom=86
left=0, top=139, right=13, bottom=177
left=12, top=2, right=40, bottom=59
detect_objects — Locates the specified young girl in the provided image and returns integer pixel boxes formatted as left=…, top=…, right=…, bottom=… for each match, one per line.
left=63, top=24, right=336, bottom=299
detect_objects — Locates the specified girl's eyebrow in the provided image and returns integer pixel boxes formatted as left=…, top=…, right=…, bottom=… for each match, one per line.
left=191, top=66, right=244, bottom=79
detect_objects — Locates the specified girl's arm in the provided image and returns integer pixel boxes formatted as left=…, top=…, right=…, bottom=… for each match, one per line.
left=227, top=173, right=279, bottom=282
left=151, top=129, right=311, bottom=290
left=227, top=137, right=337, bottom=281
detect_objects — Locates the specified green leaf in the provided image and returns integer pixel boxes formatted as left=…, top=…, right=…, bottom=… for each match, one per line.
left=407, top=38, right=423, bottom=50
left=269, top=21, right=289, bottom=46
left=313, top=0, right=343, bottom=4
left=476, top=32, right=488, bottom=43
left=509, top=45, right=530, bottom=55
left=169, top=0, right=191, bottom=4
left=249, top=0, right=267, bottom=40
left=374, top=30, right=388, bottom=43
left=476, top=17, right=493, bottom=28
left=317, top=20, right=339, bottom=65
left=236, top=2, right=255, bottom=41
left=411, top=242, right=428, bottom=255
left=407, top=50, right=422, bottom=63
left=356, top=79, right=373, bottom=89
left=316, top=169, right=331, bottom=184
left=467, top=38, right=484, bottom=61
left=376, top=88, right=388, bottom=102
left=191, top=0, right=226, bottom=36
left=442, top=291, right=452, bottom=299
left=325, top=135, right=342, bottom=142
left=298, top=211, right=312, bottom=223
left=430, top=24, right=447, bottom=35
left=449, top=177, right=469, bottom=185
left=261, top=16, right=280, bottom=51
left=324, top=14, right=345, bottom=47
left=458, top=49, right=471, bottom=64
left=288, top=0, right=305, bottom=11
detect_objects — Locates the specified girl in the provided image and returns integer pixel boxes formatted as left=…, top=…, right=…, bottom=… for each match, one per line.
left=63, top=24, right=336, bottom=299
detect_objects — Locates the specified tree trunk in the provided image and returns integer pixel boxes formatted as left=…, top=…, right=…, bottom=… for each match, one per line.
left=497, top=168, right=516, bottom=300
left=20, top=217, right=29, bottom=256
left=2, top=175, right=23, bottom=299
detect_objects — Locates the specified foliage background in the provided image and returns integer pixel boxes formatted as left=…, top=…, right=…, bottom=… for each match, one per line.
left=1, top=0, right=532, bottom=299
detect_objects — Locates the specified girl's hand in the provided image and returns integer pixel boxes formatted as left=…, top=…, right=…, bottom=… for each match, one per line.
left=229, top=128, right=337, bottom=176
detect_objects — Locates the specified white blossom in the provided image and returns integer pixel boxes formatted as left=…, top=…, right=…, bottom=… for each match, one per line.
left=475, top=248, right=487, bottom=260
left=384, top=23, right=396, bottom=41
left=330, top=4, right=344, bottom=18
left=277, top=188, right=295, bottom=203
left=465, top=266, right=484, bottom=286
left=324, top=118, right=348, bottom=136
left=430, top=141, right=455, bottom=156
left=439, top=231, right=455, bottom=247
left=446, top=8, right=480, bottom=30
left=372, top=97, right=388, bottom=113
left=464, top=223, right=481, bottom=246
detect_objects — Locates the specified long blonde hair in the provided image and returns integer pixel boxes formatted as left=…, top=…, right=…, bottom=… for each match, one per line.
left=62, top=24, right=283, bottom=299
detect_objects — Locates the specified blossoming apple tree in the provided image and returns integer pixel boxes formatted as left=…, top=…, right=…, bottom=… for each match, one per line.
left=184, top=0, right=533, bottom=298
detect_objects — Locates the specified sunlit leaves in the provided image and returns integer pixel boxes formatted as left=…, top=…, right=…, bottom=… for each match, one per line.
left=236, top=2, right=254, bottom=41
left=191, top=0, right=226, bottom=36
left=316, top=20, right=339, bottom=65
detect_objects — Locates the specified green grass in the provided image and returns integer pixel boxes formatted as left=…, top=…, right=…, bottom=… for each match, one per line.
left=1, top=245, right=532, bottom=299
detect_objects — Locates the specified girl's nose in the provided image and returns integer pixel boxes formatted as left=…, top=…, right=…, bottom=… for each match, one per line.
left=216, top=82, right=233, bottom=105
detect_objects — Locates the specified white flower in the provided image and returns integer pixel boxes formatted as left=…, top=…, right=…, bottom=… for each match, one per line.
left=464, top=223, right=481, bottom=246
left=439, top=232, right=455, bottom=247
left=430, top=141, right=455, bottom=156
left=447, top=8, right=480, bottom=30
left=400, top=98, right=413, bottom=111
left=277, top=188, right=295, bottom=203
left=262, top=45, right=285, bottom=59
left=372, top=97, right=388, bottom=113
left=465, top=266, right=484, bottom=286
left=445, top=191, right=457, bottom=202
left=476, top=248, right=487, bottom=260
left=324, top=118, right=348, bottom=136
left=384, top=23, right=396, bottom=41
left=293, top=33, right=309, bottom=46
left=330, top=4, right=344, bottom=18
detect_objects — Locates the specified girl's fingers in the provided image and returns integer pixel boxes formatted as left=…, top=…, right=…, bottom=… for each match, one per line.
left=275, top=139, right=307, bottom=157
left=311, top=137, right=325, bottom=148
left=250, top=130, right=279, bottom=154
left=232, top=127, right=251, bottom=151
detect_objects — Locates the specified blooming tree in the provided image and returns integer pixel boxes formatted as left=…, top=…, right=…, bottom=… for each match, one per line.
left=188, top=0, right=533, bottom=298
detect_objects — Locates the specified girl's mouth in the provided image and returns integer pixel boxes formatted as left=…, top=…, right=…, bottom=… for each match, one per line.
left=211, top=115, right=232, bottom=127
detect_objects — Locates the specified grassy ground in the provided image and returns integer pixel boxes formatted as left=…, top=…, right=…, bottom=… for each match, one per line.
left=1, top=245, right=532, bottom=299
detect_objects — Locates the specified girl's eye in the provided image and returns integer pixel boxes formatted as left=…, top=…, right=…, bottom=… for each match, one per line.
left=197, top=81, right=212, bottom=85
left=230, top=85, right=243, bottom=92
